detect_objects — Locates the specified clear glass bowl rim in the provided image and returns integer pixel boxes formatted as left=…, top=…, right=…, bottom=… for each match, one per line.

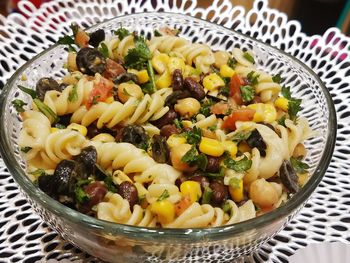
left=0, top=12, right=337, bottom=242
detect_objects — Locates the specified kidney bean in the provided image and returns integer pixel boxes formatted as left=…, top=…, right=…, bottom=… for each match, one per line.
left=79, top=181, right=107, bottom=213
left=172, top=69, right=184, bottom=91
left=151, top=109, right=178, bottom=128
left=175, top=176, right=187, bottom=188
left=160, top=124, right=180, bottom=138
left=205, top=156, right=221, bottom=173
left=209, top=181, right=228, bottom=205
left=118, top=181, right=138, bottom=209
left=183, top=77, right=205, bottom=100
left=189, top=175, right=210, bottom=191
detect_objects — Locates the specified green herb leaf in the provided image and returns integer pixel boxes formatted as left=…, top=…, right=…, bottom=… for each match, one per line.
left=201, top=186, right=213, bottom=204
left=224, top=155, right=252, bottom=172
left=57, top=35, right=75, bottom=45
left=98, top=42, right=109, bottom=58
left=246, top=71, right=259, bottom=86
left=290, top=156, right=310, bottom=174
left=208, top=125, right=217, bottom=132
left=240, top=85, right=255, bottom=103
left=154, top=30, right=162, bottom=37
left=140, top=82, right=154, bottom=95
left=288, top=98, right=302, bottom=122
left=199, top=99, right=214, bottom=117
left=229, top=177, right=241, bottom=189
left=277, top=115, right=286, bottom=127
left=185, top=126, right=202, bottom=145
left=124, top=35, right=152, bottom=70
left=12, top=99, right=27, bottom=113
left=173, top=118, right=183, bottom=130
left=230, top=131, right=252, bottom=142
left=243, top=52, right=255, bottom=64
left=227, top=57, right=237, bottom=68
left=138, top=140, right=149, bottom=151
left=281, top=85, right=292, bottom=99
left=181, top=145, right=208, bottom=171
left=29, top=169, right=46, bottom=178
left=20, top=146, right=32, bottom=153
left=75, top=186, right=90, bottom=204
left=92, top=95, right=101, bottom=105
left=68, top=85, right=78, bottom=102
left=157, top=189, right=170, bottom=201
left=104, top=176, right=118, bottom=193
left=203, top=167, right=225, bottom=178
left=18, top=85, right=37, bottom=99
left=113, top=27, right=130, bottom=40
left=222, top=201, right=231, bottom=213
left=33, top=98, right=59, bottom=124
left=272, top=74, right=283, bottom=83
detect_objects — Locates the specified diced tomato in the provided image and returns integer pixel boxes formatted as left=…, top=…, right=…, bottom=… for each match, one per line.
left=175, top=195, right=192, bottom=216
left=222, top=108, right=256, bottom=131
left=229, top=74, right=244, bottom=105
left=103, top=58, right=126, bottom=79
left=86, top=77, right=114, bottom=109
left=75, top=29, right=90, bottom=48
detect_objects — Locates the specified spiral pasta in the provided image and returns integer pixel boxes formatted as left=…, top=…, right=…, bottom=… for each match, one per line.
left=71, top=88, right=172, bottom=128
left=97, top=192, right=157, bottom=227
left=104, top=35, right=135, bottom=60
left=149, top=36, right=215, bottom=73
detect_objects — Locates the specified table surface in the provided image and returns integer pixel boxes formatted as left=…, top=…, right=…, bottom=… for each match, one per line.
left=0, top=0, right=349, bottom=262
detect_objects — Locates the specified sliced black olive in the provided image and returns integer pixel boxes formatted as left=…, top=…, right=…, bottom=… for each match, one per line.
left=38, top=174, right=56, bottom=197
left=164, top=90, right=191, bottom=108
left=121, top=125, right=149, bottom=150
left=152, top=135, right=170, bottom=164
left=55, top=113, right=72, bottom=128
left=246, top=129, right=267, bottom=157
left=279, top=160, right=300, bottom=193
left=73, top=146, right=97, bottom=174
left=76, top=47, right=106, bottom=76
left=89, top=29, right=105, bottom=48
left=36, top=77, right=60, bottom=101
left=53, top=160, right=79, bottom=196
left=113, top=72, right=138, bottom=85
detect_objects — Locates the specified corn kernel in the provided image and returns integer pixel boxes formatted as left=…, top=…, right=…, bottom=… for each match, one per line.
left=67, top=123, right=87, bottom=136
left=168, top=57, right=185, bottom=73
left=104, top=96, right=114, bottom=104
left=50, top=127, right=59, bottom=133
left=156, top=70, right=172, bottom=89
left=137, top=69, right=149, bottom=84
left=150, top=200, right=175, bottom=225
left=229, top=179, right=244, bottom=202
left=274, top=97, right=289, bottom=111
left=199, top=137, right=225, bottom=157
left=238, top=141, right=251, bottom=153
left=167, top=135, right=186, bottom=148
left=180, top=181, right=202, bottom=203
left=152, top=53, right=170, bottom=74
left=220, top=64, right=236, bottom=78
left=247, top=103, right=277, bottom=123
left=181, top=120, right=192, bottom=128
left=223, top=141, right=238, bottom=157
left=202, top=73, right=225, bottom=91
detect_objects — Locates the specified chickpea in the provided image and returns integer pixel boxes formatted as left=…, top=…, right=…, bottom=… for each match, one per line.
left=293, top=143, right=307, bottom=158
left=174, top=98, right=201, bottom=118
left=249, top=178, right=279, bottom=208
left=214, top=51, right=230, bottom=68
left=118, top=82, right=143, bottom=103
left=67, top=52, right=78, bottom=72
left=170, top=143, right=196, bottom=172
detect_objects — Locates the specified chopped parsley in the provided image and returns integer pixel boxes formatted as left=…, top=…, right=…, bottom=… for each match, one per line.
left=272, top=73, right=283, bottom=83
left=141, top=82, right=154, bottom=94
left=199, top=99, right=214, bottom=117
left=227, top=57, right=237, bottom=68
left=181, top=145, right=208, bottom=171
left=208, top=125, right=217, bottom=132
left=185, top=126, right=202, bottom=145
left=173, top=118, right=183, bottom=130
left=277, top=115, right=286, bottom=127
left=68, top=85, right=78, bottom=102
left=290, top=156, right=310, bottom=174
left=98, top=42, right=109, bottom=58
left=222, top=201, right=231, bottom=213
left=75, top=187, right=90, bottom=204
left=104, top=176, right=117, bottom=193
left=224, top=155, right=252, bottom=172
left=20, top=146, right=32, bottom=153
left=201, top=186, right=213, bottom=204
left=243, top=52, right=255, bottom=64
left=240, top=85, right=255, bottom=103
left=92, top=95, right=101, bottom=105
left=124, top=35, right=151, bottom=70
left=281, top=85, right=302, bottom=122
left=246, top=71, right=259, bottom=86
left=12, top=99, right=27, bottom=113
left=157, top=189, right=170, bottom=201
left=230, top=131, right=252, bottom=142
left=154, top=30, right=162, bottom=36
left=29, top=169, right=46, bottom=178
left=113, top=27, right=130, bottom=40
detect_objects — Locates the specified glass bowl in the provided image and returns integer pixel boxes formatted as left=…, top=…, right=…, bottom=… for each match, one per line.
left=0, top=13, right=336, bottom=262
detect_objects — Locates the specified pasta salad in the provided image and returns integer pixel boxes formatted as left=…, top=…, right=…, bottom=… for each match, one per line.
left=14, top=24, right=313, bottom=228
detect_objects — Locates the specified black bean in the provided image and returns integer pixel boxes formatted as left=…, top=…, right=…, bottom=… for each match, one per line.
left=175, top=177, right=186, bottom=188
left=76, top=47, right=106, bottom=76
left=150, top=109, right=178, bottom=128
left=172, top=69, right=183, bottom=91
left=209, top=181, right=228, bottom=205
left=189, top=175, right=210, bottom=191
left=160, top=124, right=180, bottom=138
left=205, top=156, right=221, bottom=173
left=89, top=29, right=105, bottom=48
left=118, top=181, right=138, bottom=209
left=36, top=77, right=60, bottom=101
left=183, top=77, right=205, bottom=100
left=164, top=90, right=191, bottom=108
